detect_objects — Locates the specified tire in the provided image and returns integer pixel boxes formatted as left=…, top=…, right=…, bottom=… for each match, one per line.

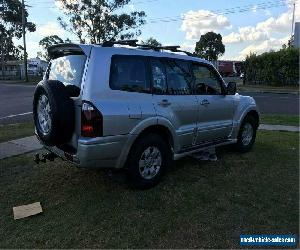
left=127, top=133, right=172, bottom=189
left=33, top=80, right=75, bottom=146
left=235, top=115, right=258, bottom=153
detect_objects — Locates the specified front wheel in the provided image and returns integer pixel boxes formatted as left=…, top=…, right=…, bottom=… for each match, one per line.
left=235, top=115, right=258, bottom=153
left=127, top=134, right=172, bottom=189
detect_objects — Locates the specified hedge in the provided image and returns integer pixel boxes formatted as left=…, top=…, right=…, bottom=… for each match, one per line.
left=244, top=47, right=299, bottom=86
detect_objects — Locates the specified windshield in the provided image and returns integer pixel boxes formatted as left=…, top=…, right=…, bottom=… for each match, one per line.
left=48, top=54, right=87, bottom=88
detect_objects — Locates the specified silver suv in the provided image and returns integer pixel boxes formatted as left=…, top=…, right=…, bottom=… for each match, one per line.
left=33, top=40, right=259, bottom=189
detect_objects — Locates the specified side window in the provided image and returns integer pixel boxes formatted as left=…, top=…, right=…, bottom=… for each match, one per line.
left=192, top=64, right=223, bottom=95
left=150, top=59, right=168, bottom=94
left=165, top=59, right=192, bottom=95
left=110, top=56, right=149, bottom=93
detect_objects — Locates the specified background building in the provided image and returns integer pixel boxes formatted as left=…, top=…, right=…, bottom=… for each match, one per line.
left=217, top=60, right=243, bottom=77
left=0, top=57, right=48, bottom=80
left=293, top=22, right=300, bottom=48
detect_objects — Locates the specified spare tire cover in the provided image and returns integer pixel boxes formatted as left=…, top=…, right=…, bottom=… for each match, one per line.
left=33, top=80, right=75, bottom=146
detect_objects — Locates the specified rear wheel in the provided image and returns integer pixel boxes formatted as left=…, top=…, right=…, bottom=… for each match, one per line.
left=235, top=115, right=258, bottom=152
left=127, top=133, right=171, bottom=189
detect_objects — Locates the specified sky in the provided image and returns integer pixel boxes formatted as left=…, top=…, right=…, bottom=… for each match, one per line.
left=19, top=0, right=300, bottom=60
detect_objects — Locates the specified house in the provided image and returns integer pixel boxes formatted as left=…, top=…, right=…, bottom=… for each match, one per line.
left=0, top=57, right=48, bottom=80
left=0, top=60, right=23, bottom=80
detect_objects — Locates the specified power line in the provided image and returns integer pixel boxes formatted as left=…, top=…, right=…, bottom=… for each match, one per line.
left=26, top=0, right=295, bottom=26
left=147, top=0, right=291, bottom=24
left=28, top=0, right=160, bottom=5
left=147, top=0, right=287, bottom=22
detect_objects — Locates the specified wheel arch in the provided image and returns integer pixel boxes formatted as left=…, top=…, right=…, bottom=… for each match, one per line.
left=115, top=118, right=176, bottom=169
left=124, top=124, right=174, bottom=168
left=132, top=124, right=174, bottom=151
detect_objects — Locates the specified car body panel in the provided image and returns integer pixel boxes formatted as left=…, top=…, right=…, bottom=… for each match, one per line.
left=195, top=94, right=235, bottom=143
left=152, top=94, right=198, bottom=150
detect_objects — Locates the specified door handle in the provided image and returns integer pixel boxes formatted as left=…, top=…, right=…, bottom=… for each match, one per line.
left=201, top=99, right=210, bottom=106
left=158, top=99, right=171, bottom=107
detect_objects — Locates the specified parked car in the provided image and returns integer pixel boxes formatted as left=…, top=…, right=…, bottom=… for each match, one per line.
left=33, top=41, right=259, bottom=189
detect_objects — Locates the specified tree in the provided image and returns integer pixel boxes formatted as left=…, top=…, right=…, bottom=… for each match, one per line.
left=194, top=32, right=225, bottom=61
left=141, top=37, right=162, bottom=47
left=37, top=35, right=71, bottom=61
left=0, top=0, right=36, bottom=38
left=57, top=0, right=146, bottom=44
left=244, top=48, right=299, bottom=86
left=0, top=0, right=36, bottom=78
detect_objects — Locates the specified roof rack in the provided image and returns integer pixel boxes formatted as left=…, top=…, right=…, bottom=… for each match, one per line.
left=157, top=45, right=180, bottom=51
left=101, top=39, right=196, bottom=57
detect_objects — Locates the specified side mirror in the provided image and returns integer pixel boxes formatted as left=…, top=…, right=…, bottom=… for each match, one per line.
left=226, top=82, right=237, bottom=95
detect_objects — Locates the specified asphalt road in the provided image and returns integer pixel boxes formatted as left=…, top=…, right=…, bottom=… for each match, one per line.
left=241, top=91, right=299, bottom=115
left=0, top=84, right=35, bottom=124
left=0, top=83, right=299, bottom=124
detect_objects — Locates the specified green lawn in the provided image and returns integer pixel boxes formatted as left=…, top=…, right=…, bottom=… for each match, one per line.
left=0, top=130, right=298, bottom=248
left=261, top=114, right=299, bottom=126
left=0, top=121, right=35, bottom=143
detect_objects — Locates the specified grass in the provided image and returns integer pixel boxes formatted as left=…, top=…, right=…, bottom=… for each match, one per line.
left=261, top=114, right=299, bottom=126
left=0, top=121, right=35, bottom=143
left=0, top=130, right=299, bottom=248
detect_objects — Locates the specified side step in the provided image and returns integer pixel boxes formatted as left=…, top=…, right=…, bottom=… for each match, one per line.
left=173, top=139, right=236, bottom=161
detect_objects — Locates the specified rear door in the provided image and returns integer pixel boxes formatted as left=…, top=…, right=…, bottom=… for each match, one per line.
left=47, top=53, right=88, bottom=151
left=151, top=58, right=198, bottom=150
left=192, top=62, right=234, bottom=144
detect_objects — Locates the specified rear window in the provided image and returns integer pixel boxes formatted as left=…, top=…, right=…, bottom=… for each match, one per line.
left=48, top=55, right=86, bottom=88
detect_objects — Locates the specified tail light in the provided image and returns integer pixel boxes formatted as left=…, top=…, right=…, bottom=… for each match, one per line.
left=81, top=102, right=103, bottom=137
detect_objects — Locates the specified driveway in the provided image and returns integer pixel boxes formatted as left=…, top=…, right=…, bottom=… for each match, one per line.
left=0, top=83, right=299, bottom=124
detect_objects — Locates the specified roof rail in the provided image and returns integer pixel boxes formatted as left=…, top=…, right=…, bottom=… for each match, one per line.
left=101, top=39, right=196, bottom=57
left=102, top=39, right=139, bottom=47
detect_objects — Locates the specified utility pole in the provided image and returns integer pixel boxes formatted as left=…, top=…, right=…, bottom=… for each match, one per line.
left=291, top=3, right=295, bottom=38
left=21, top=0, right=28, bottom=82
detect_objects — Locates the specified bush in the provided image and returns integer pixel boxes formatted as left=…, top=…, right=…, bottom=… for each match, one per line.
left=244, top=47, right=299, bottom=86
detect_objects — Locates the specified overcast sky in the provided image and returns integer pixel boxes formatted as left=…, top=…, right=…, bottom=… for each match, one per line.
left=19, top=0, right=300, bottom=60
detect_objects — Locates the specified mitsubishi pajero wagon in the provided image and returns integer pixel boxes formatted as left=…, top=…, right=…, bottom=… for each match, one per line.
left=33, top=40, right=259, bottom=189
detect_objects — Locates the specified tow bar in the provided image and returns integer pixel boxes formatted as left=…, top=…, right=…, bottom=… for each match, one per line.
left=34, top=152, right=58, bottom=164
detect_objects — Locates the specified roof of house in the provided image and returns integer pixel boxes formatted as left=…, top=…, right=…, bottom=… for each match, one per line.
left=3, top=60, right=23, bottom=66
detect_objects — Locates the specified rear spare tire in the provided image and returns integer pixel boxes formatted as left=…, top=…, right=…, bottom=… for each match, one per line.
left=33, top=80, right=75, bottom=146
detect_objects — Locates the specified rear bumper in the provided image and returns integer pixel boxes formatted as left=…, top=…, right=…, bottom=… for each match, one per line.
left=42, top=134, right=136, bottom=169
